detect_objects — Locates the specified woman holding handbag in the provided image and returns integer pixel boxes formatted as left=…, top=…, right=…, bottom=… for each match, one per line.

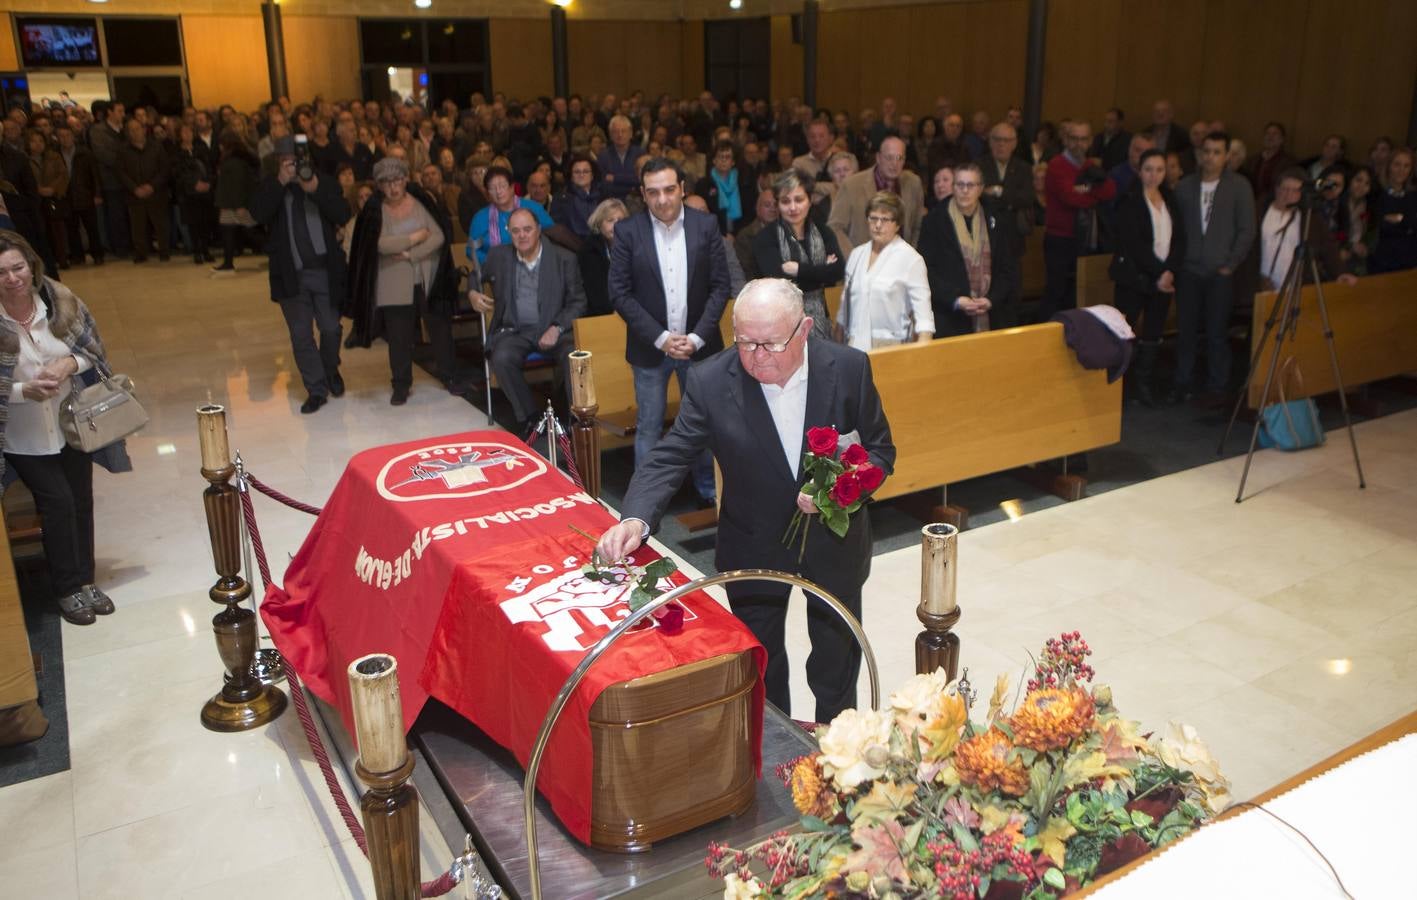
left=1109, top=149, right=1185, bottom=406
left=0, top=230, right=114, bottom=625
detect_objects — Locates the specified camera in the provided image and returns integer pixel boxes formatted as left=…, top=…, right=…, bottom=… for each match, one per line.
left=293, top=133, right=315, bottom=182
left=1295, top=176, right=1335, bottom=211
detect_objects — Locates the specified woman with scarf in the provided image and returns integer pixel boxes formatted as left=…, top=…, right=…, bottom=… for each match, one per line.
left=465, top=165, right=553, bottom=269
left=838, top=191, right=933, bottom=350
left=918, top=162, right=1020, bottom=338
left=695, top=141, right=754, bottom=236
left=751, top=168, right=844, bottom=340
left=347, top=157, right=460, bottom=405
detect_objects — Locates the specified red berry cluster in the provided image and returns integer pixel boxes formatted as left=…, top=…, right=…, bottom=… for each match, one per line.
left=925, top=832, right=1036, bottom=900
left=1027, top=631, right=1095, bottom=691
left=704, top=831, right=806, bottom=889
left=774, top=754, right=809, bottom=788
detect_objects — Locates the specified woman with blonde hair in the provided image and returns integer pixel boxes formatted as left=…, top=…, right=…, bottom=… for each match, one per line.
left=837, top=192, right=933, bottom=350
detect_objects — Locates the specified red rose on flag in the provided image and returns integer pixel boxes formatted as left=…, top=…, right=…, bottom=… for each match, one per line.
left=807, top=426, right=840, bottom=456
left=831, top=469, right=862, bottom=506
left=841, top=443, right=870, bottom=467
left=856, top=463, right=885, bottom=494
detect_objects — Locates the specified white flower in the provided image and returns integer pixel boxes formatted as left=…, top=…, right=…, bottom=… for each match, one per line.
left=818, top=707, right=894, bottom=790
left=723, top=872, right=766, bottom=899
left=889, top=669, right=954, bottom=733
left=1153, top=721, right=1233, bottom=815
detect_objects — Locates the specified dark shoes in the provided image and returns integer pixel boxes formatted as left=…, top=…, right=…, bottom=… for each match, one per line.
left=83, top=584, right=115, bottom=616
left=328, top=373, right=345, bottom=398
left=300, top=394, right=328, bottom=414
left=57, top=591, right=95, bottom=626
left=391, top=387, right=409, bottom=406
left=212, top=262, right=235, bottom=272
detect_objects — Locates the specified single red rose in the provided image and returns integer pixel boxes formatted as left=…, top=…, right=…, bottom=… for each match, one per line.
left=855, top=463, right=885, bottom=494
left=831, top=470, right=862, bottom=506
left=806, top=426, right=839, bottom=457
left=840, top=443, right=870, bottom=467
left=653, top=602, right=685, bottom=635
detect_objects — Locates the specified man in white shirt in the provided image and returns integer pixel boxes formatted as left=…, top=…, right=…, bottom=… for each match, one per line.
left=599, top=279, right=895, bottom=722
left=607, top=158, right=731, bottom=506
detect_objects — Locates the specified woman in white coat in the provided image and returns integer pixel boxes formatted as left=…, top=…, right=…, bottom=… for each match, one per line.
left=837, top=191, right=934, bottom=350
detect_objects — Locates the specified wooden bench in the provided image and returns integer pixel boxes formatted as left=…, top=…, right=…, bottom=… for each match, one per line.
left=1247, top=268, right=1417, bottom=409
left=869, top=322, right=1122, bottom=521
left=2, top=483, right=43, bottom=548
left=1075, top=254, right=1115, bottom=310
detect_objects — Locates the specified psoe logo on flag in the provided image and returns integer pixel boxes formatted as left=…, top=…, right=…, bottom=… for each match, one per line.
left=375, top=441, right=549, bottom=502
left=501, top=566, right=697, bottom=653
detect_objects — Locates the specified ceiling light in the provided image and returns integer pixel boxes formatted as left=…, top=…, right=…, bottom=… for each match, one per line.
left=729, top=0, right=743, bottom=8
left=414, top=0, right=433, bottom=8
left=387, top=66, right=397, bottom=76
left=1326, top=658, right=1352, bottom=676
left=551, top=0, right=574, bottom=7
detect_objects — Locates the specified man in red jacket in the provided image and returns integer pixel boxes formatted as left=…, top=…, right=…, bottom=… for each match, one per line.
left=1041, top=120, right=1116, bottom=321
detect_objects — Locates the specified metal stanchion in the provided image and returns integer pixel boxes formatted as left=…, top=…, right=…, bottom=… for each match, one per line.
left=234, top=452, right=285, bottom=685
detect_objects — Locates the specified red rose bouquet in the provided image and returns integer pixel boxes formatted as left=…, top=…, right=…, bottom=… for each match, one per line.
left=782, top=426, right=886, bottom=561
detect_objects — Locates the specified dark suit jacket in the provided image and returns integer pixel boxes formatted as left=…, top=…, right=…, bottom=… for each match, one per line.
left=65, top=146, right=101, bottom=210
left=620, top=337, right=895, bottom=594
left=576, top=234, right=614, bottom=317
left=1111, top=188, right=1186, bottom=289
left=249, top=173, right=351, bottom=304
left=609, top=206, right=731, bottom=367
left=751, top=219, right=845, bottom=294
left=482, top=240, right=587, bottom=347
left=981, top=156, right=1036, bottom=250
left=1090, top=129, right=1132, bottom=173
left=918, top=201, right=1022, bottom=336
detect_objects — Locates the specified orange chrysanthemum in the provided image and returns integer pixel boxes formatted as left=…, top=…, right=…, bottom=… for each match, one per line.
left=789, top=755, right=839, bottom=818
left=953, top=728, right=1030, bottom=796
left=1010, top=686, right=1096, bottom=752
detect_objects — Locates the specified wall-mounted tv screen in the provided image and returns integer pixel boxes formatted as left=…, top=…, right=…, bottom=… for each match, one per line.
left=16, top=18, right=102, bottom=68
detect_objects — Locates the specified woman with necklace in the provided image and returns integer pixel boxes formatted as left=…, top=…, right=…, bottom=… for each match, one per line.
left=0, top=231, right=116, bottom=625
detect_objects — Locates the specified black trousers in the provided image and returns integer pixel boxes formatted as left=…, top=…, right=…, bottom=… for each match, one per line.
left=278, top=269, right=342, bottom=399
left=1040, top=233, right=1079, bottom=322
left=1174, top=270, right=1235, bottom=391
left=5, top=446, right=95, bottom=597
left=102, top=188, right=131, bottom=255
left=181, top=199, right=216, bottom=258
left=727, top=580, right=863, bottom=724
left=487, top=329, right=575, bottom=423
left=382, top=299, right=457, bottom=392
left=66, top=206, right=103, bottom=263
left=1114, top=284, right=1172, bottom=342
left=127, top=198, right=170, bottom=259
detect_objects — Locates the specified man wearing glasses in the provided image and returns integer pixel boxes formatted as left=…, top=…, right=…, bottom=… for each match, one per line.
left=597, top=278, right=895, bottom=724
left=828, top=136, right=925, bottom=253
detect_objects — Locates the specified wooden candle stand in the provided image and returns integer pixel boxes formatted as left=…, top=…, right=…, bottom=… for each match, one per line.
left=197, top=405, right=287, bottom=732
left=915, top=523, right=962, bottom=679
left=349, top=653, right=422, bottom=900
left=568, top=350, right=601, bottom=499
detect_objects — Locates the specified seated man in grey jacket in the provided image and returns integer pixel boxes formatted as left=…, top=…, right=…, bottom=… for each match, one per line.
left=469, top=208, right=587, bottom=431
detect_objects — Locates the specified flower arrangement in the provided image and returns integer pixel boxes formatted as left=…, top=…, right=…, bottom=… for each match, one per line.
left=782, top=426, right=887, bottom=561
left=706, top=632, right=1229, bottom=898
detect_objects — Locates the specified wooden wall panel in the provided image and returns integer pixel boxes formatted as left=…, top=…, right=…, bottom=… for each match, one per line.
left=961, top=0, right=1029, bottom=124
left=906, top=3, right=969, bottom=124
left=283, top=16, right=360, bottom=104
left=855, top=5, right=913, bottom=120
left=769, top=15, right=801, bottom=103
left=1196, top=0, right=1308, bottom=153
left=0, top=15, right=18, bottom=72
left=680, top=19, right=705, bottom=99
left=1041, top=0, right=1122, bottom=125
left=1292, top=0, right=1417, bottom=161
left=816, top=9, right=864, bottom=119
left=624, top=22, right=683, bottom=99
left=568, top=20, right=685, bottom=101
left=181, top=15, right=270, bottom=112
left=1110, top=0, right=1206, bottom=133
left=490, top=17, right=553, bottom=100
left=567, top=21, right=625, bottom=100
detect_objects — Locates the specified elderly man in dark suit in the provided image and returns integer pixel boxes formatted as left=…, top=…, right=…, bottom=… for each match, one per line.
left=609, top=157, right=730, bottom=506
left=597, top=278, right=895, bottom=723
left=470, top=208, right=587, bottom=431
left=920, top=162, right=1021, bottom=336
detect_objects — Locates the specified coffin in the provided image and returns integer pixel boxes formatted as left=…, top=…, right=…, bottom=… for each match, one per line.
left=588, top=650, right=759, bottom=852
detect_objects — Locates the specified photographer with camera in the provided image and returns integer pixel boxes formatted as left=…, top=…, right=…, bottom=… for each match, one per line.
left=1249, top=168, right=1357, bottom=296
left=1040, top=120, right=1116, bottom=321
left=249, top=135, right=351, bottom=414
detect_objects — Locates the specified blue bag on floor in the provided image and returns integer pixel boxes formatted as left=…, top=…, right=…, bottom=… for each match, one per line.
left=1257, top=358, right=1325, bottom=451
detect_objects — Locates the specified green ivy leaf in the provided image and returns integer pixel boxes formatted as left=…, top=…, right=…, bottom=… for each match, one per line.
left=1043, top=867, right=1067, bottom=890
left=800, top=814, right=829, bottom=832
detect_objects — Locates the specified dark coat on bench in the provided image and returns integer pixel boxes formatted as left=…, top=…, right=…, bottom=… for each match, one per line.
left=607, top=206, right=731, bottom=368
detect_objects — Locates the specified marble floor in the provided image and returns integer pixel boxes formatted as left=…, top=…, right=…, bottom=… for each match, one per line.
left=1, top=259, right=1413, bottom=898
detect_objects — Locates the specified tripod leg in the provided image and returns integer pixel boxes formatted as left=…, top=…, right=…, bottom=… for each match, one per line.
left=1306, top=258, right=1366, bottom=489
left=1234, top=274, right=1299, bottom=503
left=1219, top=283, right=1290, bottom=454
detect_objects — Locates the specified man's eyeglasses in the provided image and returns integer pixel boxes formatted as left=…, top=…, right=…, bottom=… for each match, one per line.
left=954, top=181, right=981, bottom=191
left=867, top=215, right=898, bottom=226
left=737, top=317, right=804, bottom=353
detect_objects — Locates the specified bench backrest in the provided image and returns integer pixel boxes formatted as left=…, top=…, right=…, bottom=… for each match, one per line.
left=1248, top=268, right=1417, bottom=408
left=867, top=323, right=1122, bottom=499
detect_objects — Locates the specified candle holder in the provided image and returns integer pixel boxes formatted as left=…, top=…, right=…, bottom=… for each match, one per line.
left=915, top=523, right=962, bottom=679
left=197, top=405, right=288, bottom=732
left=567, top=350, right=601, bottom=499
left=349, top=653, right=421, bottom=900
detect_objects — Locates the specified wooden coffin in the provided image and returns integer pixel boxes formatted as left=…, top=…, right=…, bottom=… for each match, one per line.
left=588, top=650, right=759, bottom=852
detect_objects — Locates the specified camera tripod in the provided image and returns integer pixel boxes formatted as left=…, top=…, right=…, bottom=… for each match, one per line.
left=1218, top=202, right=1365, bottom=502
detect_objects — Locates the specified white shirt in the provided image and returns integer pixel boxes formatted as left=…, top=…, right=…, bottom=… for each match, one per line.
left=838, top=236, right=933, bottom=351
left=3, top=296, right=92, bottom=455
left=1199, top=179, right=1219, bottom=234
left=758, top=343, right=811, bottom=478
left=651, top=206, right=702, bottom=351
left=1260, top=205, right=1300, bottom=286
left=1147, top=194, right=1173, bottom=263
